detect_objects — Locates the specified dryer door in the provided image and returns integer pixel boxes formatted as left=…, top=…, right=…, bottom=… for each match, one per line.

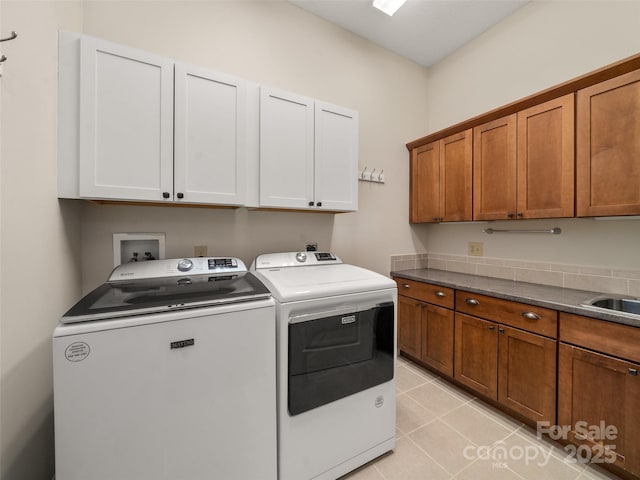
left=288, top=301, right=394, bottom=415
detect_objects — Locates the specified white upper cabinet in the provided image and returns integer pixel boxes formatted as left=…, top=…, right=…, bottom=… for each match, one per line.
left=259, top=87, right=315, bottom=209
left=59, top=32, right=357, bottom=212
left=314, top=101, right=358, bottom=212
left=78, top=35, right=174, bottom=202
left=174, top=64, right=254, bottom=205
left=59, top=32, right=253, bottom=206
left=259, top=88, right=358, bottom=212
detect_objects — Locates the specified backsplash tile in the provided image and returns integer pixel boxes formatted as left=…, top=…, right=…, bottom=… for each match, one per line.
left=391, top=253, right=640, bottom=296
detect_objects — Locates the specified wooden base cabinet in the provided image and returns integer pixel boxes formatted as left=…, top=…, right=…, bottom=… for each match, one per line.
left=454, top=291, right=558, bottom=425
left=558, top=344, right=640, bottom=477
left=454, top=313, right=498, bottom=398
left=559, top=312, right=640, bottom=478
left=398, top=295, right=422, bottom=359
left=454, top=313, right=557, bottom=425
left=498, top=325, right=556, bottom=424
left=395, top=278, right=454, bottom=376
left=421, top=304, right=454, bottom=377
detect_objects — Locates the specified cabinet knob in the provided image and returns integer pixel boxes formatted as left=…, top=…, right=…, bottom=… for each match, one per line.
left=317, top=201, right=322, bottom=207
left=432, top=217, right=439, bottom=222
left=435, top=291, right=446, bottom=298
left=162, top=192, right=170, bottom=199
left=629, top=368, right=638, bottom=376
left=517, top=212, right=523, bottom=217
left=402, top=284, right=410, bottom=289
left=488, top=325, right=495, bottom=331
left=465, top=298, right=480, bottom=306
left=499, top=328, right=505, bottom=334
left=521, top=311, right=540, bottom=320
left=308, top=201, right=315, bottom=207
left=507, top=212, right=514, bottom=219
left=177, top=192, right=184, bottom=199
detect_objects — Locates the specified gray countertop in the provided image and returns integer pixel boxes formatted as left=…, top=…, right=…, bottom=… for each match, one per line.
left=391, top=268, right=640, bottom=328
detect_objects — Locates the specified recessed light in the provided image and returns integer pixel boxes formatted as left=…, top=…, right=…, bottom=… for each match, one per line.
left=373, top=0, right=408, bottom=16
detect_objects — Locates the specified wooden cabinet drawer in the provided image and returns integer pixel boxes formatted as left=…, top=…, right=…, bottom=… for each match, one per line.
left=394, top=278, right=454, bottom=308
left=455, top=290, right=557, bottom=338
left=559, top=312, right=640, bottom=363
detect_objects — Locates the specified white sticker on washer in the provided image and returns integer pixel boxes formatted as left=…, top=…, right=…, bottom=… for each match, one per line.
left=65, top=342, right=90, bottom=362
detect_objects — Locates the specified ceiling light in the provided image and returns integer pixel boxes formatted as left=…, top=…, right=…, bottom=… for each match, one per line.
left=373, top=0, right=407, bottom=16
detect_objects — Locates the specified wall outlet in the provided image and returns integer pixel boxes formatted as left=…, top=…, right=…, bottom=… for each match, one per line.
left=194, top=245, right=208, bottom=257
left=468, top=241, right=483, bottom=257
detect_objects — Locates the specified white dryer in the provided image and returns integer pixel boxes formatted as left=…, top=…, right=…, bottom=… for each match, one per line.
left=53, top=257, right=277, bottom=480
left=251, top=252, right=397, bottom=480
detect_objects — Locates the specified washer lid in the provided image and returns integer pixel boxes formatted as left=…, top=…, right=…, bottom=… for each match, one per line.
left=61, top=271, right=271, bottom=324
left=253, top=262, right=396, bottom=302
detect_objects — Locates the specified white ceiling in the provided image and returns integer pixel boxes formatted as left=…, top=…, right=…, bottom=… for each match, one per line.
left=290, top=0, right=529, bottom=68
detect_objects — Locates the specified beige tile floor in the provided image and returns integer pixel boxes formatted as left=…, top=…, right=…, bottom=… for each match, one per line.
left=341, top=356, right=624, bottom=480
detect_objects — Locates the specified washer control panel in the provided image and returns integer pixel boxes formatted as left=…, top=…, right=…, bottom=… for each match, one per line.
left=109, top=257, right=245, bottom=281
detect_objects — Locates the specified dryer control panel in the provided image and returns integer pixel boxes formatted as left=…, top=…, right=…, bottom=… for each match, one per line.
left=253, top=252, right=341, bottom=269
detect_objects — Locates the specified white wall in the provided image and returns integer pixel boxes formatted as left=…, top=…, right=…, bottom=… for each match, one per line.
left=0, top=2, right=82, bottom=479
left=78, top=0, right=432, bottom=291
left=421, top=0, right=640, bottom=270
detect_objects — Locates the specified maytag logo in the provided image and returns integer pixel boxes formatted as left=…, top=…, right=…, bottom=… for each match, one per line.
left=341, top=315, right=356, bottom=325
left=171, top=339, right=195, bottom=349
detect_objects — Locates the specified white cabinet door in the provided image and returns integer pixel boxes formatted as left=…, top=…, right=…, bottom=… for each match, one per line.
left=78, top=36, right=174, bottom=201
left=259, top=87, right=314, bottom=209
left=314, top=101, right=358, bottom=212
left=174, top=64, right=256, bottom=205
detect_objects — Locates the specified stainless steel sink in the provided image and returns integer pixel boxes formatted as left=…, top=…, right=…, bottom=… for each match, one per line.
left=581, top=296, right=640, bottom=316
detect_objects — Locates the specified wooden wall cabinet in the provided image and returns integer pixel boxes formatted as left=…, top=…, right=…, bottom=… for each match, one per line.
left=473, top=94, right=575, bottom=221
left=409, top=55, right=640, bottom=222
left=394, top=278, right=455, bottom=376
left=455, top=291, right=557, bottom=425
left=409, top=129, right=472, bottom=223
left=576, top=69, right=640, bottom=217
left=559, top=313, right=640, bottom=477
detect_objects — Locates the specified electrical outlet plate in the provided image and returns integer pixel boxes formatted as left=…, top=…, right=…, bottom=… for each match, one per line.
left=194, top=245, right=208, bottom=257
left=468, top=241, right=483, bottom=257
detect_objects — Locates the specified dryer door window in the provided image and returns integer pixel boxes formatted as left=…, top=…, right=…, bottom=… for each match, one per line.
left=288, top=301, right=394, bottom=415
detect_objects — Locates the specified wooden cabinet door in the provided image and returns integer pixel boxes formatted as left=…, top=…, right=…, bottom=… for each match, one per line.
left=473, top=115, right=517, bottom=220
left=517, top=94, right=575, bottom=219
left=421, top=305, right=454, bottom=377
left=558, top=344, right=640, bottom=476
left=398, top=296, right=422, bottom=358
left=314, top=101, right=359, bottom=212
left=577, top=69, right=640, bottom=217
left=78, top=36, right=174, bottom=201
left=454, top=313, right=498, bottom=399
left=440, top=129, right=473, bottom=221
left=174, top=63, right=253, bottom=205
left=498, top=326, right=556, bottom=424
left=259, top=87, right=314, bottom=209
left=410, top=142, right=440, bottom=223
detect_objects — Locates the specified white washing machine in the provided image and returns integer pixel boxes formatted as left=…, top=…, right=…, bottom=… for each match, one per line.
left=53, top=257, right=277, bottom=480
left=251, top=252, right=397, bottom=480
